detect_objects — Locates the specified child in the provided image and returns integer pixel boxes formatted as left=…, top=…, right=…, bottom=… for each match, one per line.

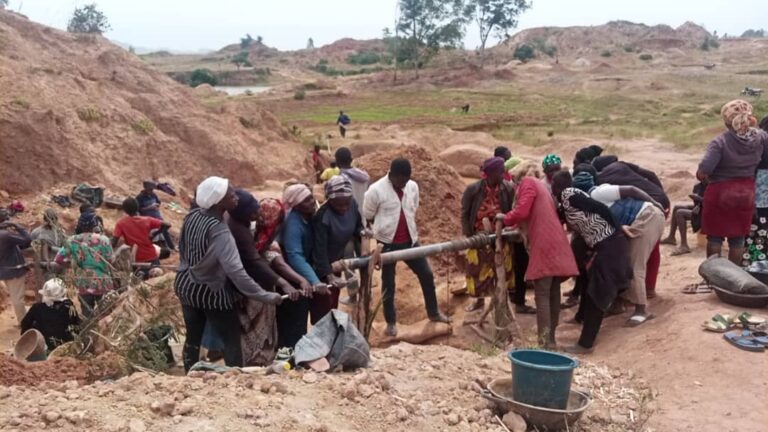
left=661, top=182, right=706, bottom=256
left=319, top=160, right=341, bottom=182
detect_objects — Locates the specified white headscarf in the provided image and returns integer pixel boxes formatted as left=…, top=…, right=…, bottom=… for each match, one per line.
left=196, top=176, right=229, bottom=209
left=40, top=278, right=67, bottom=306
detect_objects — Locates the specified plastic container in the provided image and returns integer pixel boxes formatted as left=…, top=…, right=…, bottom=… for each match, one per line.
left=508, top=349, right=578, bottom=410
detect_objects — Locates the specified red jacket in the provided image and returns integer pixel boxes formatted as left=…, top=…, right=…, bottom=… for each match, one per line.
left=503, top=177, right=578, bottom=281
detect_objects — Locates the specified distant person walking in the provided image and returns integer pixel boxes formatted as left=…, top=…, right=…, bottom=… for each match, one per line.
left=337, top=111, right=351, bottom=138
left=363, top=158, right=452, bottom=337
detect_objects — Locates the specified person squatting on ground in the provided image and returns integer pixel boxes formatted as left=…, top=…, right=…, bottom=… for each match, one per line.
left=113, top=197, right=171, bottom=278
left=697, top=99, right=768, bottom=264
left=498, top=161, right=578, bottom=348
left=21, top=278, right=80, bottom=350
left=173, top=176, right=282, bottom=372
left=363, top=158, right=452, bottom=337
left=660, top=182, right=706, bottom=256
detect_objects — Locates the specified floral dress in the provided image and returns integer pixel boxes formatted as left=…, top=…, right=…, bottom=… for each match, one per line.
left=55, top=233, right=114, bottom=296
left=744, top=169, right=768, bottom=267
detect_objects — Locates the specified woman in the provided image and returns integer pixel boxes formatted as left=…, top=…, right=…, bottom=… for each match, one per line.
left=460, top=157, right=519, bottom=313
left=312, top=176, right=363, bottom=323
left=552, top=170, right=633, bottom=354
left=698, top=100, right=768, bottom=264
left=281, top=184, right=329, bottom=326
left=255, top=198, right=314, bottom=349
left=227, top=190, right=303, bottom=366
left=572, top=171, right=664, bottom=326
left=541, top=154, right=562, bottom=192
left=54, top=214, right=114, bottom=317
left=174, top=177, right=282, bottom=372
left=31, top=209, right=66, bottom=263
left=497, top=161, right=578, bottom=348
left=745, top=118, right=768, bottom=266
left=21, top=278, right=80, bottom=350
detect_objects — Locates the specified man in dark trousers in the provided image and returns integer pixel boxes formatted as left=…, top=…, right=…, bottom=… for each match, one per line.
left=337, top=111, right=351, bottom=138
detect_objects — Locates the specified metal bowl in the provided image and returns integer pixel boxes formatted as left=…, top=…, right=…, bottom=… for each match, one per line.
left=712, top=285, right=768, bottom=309
left=482, top=377, right=591, bottom=431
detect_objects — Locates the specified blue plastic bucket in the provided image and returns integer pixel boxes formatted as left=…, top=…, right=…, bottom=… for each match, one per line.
left=508, top=349, right=578, bottom=410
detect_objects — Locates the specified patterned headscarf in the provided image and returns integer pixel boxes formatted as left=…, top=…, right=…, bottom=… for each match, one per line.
left=542, top=154, right=562, bottom=169
left=43, top=208, right=65, bottom=246
left=482, top=157, right=506, bottom=177
left=324, top=175, right=353, bottom=200
left=256, top=198, right=285, bottom=253
left=282, top=184, right=313, bottom=210
left=721, top=99, right=758, bottom=138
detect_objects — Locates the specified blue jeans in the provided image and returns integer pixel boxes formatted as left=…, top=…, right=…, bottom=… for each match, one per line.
left=380, top=242, right=439, bottom=325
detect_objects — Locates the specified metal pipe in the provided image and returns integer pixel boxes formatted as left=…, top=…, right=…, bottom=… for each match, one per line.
left=333, top=230, right=521, bottom=271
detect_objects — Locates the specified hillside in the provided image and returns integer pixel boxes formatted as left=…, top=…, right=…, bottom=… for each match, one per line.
left=0, top=10, right=306, bottom=196
left=497, top=20, right=712, bottom=57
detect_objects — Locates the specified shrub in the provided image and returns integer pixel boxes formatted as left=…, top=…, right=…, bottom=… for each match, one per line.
left=303, top=83, right=320, bottom=90
left=639, top=54, right=653, bottom=61
left=623, top=45, right=636, bottom=53
left=239, top=117, right=256, bottom=128
left=347, top=50, right=381, bottom=65
left=131, top=118, right=155, bottom=135
left=701, top=37, right=720, bottom=51
left=600, top=50, right=612, bottom=57
left=189, top=69, right=218, bottom=87
left=513, top=44, right=535, bottom=63
left=77, top=106, right=103, bottom=122
left=294, top=90, right=306, bottom=100
left=67, top=3, right=111, bottom=34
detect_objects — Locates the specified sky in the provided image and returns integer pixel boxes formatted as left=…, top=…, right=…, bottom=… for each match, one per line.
left=6, top=0, right=768, bottom=52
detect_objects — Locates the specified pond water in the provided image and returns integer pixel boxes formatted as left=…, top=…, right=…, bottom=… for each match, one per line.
left=215, top=86, right=271, bottom=96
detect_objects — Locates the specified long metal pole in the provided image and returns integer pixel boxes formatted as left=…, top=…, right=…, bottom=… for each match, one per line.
left=332, top=230, right=521, bottom=272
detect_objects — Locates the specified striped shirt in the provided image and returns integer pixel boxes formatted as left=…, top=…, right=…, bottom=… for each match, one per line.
left=561, top=188, right=615, bottom=248
left=174, top=209, right=234, bottom=310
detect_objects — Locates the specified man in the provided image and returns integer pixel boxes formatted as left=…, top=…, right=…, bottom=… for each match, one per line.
left=0, top=209, right=32, bottom=325
left=363, top=158, right=451, bottom=337
left=335, top=146, right=370, bottom=305
left=337, top=111, right=351, bottom=138
left=136, top=181, right=176, bottom=251
left=114, top=197, right=171, bottom=274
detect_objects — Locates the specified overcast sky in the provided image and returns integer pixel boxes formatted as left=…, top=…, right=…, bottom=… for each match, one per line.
left=7, top=0, right=767, bottom=52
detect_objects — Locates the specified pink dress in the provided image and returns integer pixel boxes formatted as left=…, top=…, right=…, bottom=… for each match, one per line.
left=503, top=177, right=578, bottom=281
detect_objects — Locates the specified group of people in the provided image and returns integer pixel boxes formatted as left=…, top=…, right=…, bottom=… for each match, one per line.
left=4, top=99, right=767, bottom=365
left=0, top=182, right=178, bottom=351
left=174, top=146, right=451, bottom=371
left=460, top=99, right=768, bottom=354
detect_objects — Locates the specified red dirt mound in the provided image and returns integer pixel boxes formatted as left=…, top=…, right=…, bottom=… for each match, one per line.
left=0, top=10, right=307, bottom=196
left=355, top=146, right=464, bottom=270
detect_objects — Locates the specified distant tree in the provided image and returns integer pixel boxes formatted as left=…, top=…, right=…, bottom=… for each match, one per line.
left=189, top=69, right=218, bottom=87
left=240, top=33, right=254, bottom=49
left=512, top=43, right=534, bottom=62
left=741, top=29, right=766, bottom=38
left=257, top=35, right=263, bottom=44
left=67, top=3, right=111, bottom=34
left=465, top=0, right=530, bottom=67
left=231, top=51, right=251, bottom=70
left=128, top=46, right=136, bottom=54
left=307, top=37, right=315, bottom=49
left=396, top=0, right=468, bottom=76
left=0, top=0, right=8, bottom=9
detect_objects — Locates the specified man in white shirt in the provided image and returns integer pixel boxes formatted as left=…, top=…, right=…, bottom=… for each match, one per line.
left=363, top=158, right=452, bottom=336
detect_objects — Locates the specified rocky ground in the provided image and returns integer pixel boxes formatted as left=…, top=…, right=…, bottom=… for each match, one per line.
left=0, top=343, right=652, bottom=432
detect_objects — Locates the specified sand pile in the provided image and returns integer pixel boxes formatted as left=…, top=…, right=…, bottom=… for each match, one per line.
left=0, top=352, right=126, bottom=387
left=0, top=10, right=307, bottom=196
left=355, top=146, right=464, bottom=269
left=0, top=343, right=652, bottom=432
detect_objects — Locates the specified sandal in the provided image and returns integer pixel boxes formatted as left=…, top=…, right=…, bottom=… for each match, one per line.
left=723, top=330, right=766, bottom=352
left=702, top=314, right=735, bottom=333
left=752, top=331, right=768, bottom=346
left=682, top=281, right=713, bottom=294
left=737, top=312, right=767, bottom=328
left=625, top=313, right=655, bottom=327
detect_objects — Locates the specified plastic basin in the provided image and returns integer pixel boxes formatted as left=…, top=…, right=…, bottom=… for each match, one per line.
left=508, top=349, right=578, bottom=410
